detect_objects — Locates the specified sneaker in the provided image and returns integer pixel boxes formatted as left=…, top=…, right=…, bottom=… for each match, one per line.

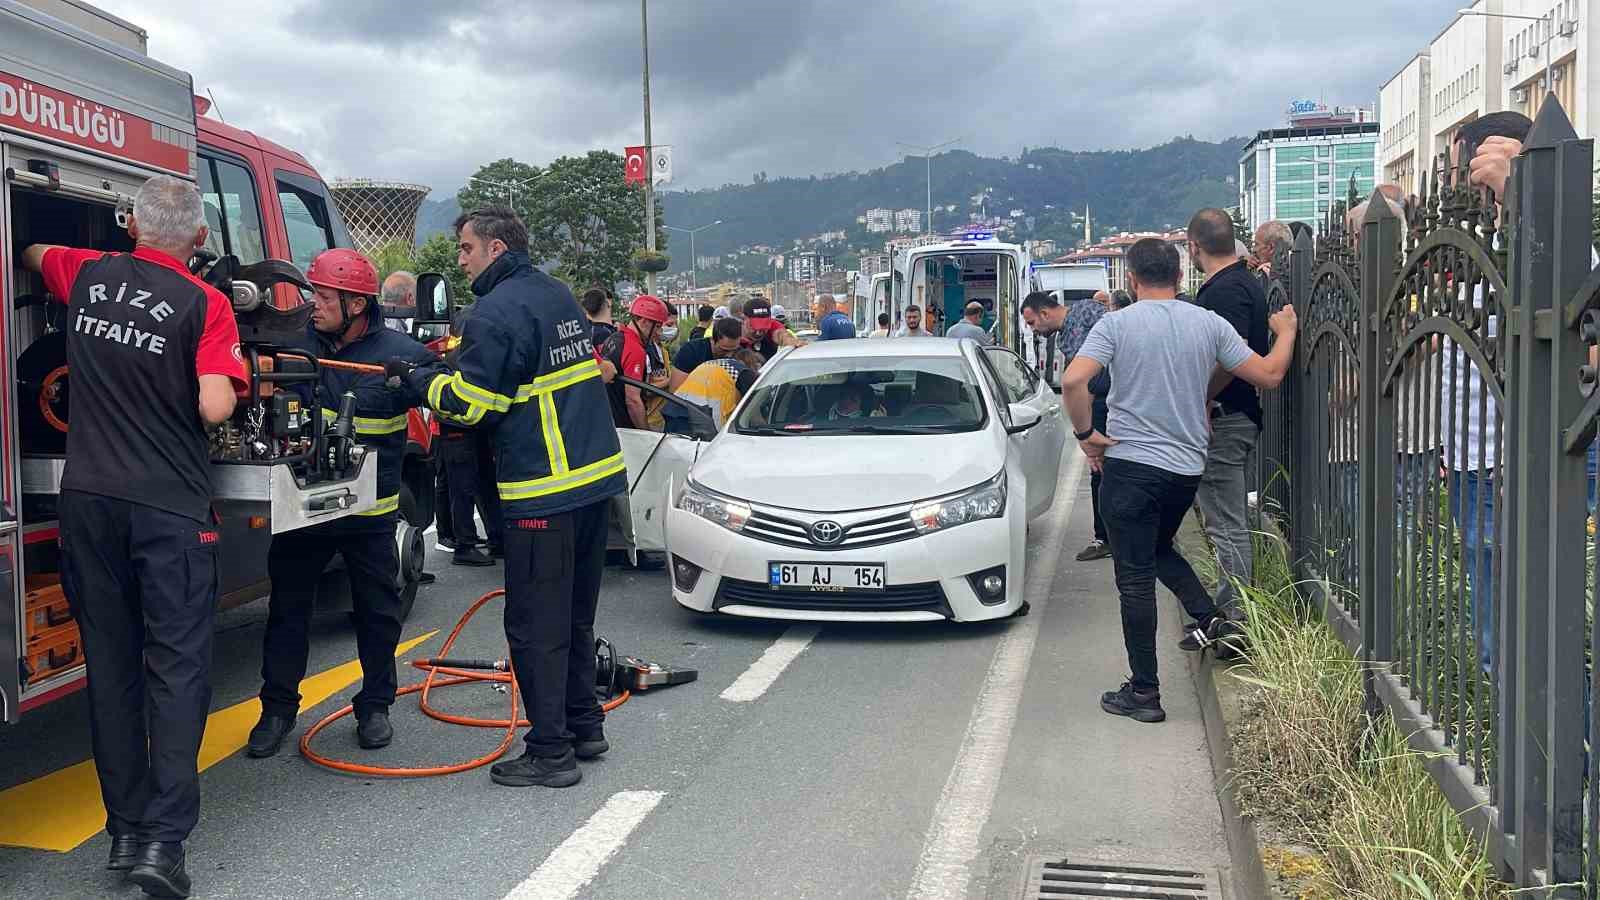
left=1100, top=681, right=1166, bottom=723
left=1178, top=615, right=1248, bottom=656
left=490, top=748, right=581, bottom=788
left=435, top=537, right=457, bottom=552
left=453, top=547, right=494, bottom=567
left=573, top=733, right=610, bottom=760
left=1178, top=621, right=1208, bottom=652
left=1075, top=540, right=1112, bottom=561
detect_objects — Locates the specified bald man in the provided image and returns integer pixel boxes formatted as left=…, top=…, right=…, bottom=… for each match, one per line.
left=381, top=271, right=416, bottom=332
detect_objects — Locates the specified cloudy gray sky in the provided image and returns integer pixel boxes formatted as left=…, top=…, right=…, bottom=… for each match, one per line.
left=102, top=0, right=1462, bottom=195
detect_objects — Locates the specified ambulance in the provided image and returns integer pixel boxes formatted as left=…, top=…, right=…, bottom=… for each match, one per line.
left=0, top=0, right=434, bottom=722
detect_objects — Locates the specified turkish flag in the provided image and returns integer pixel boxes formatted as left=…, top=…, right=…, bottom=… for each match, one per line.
left=624, top=146, right=647, bottom=185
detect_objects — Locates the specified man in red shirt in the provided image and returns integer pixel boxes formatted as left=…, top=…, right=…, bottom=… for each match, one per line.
left=607, top=294, right=670, bottom=430
left=22, top=174, right=245, bottom=898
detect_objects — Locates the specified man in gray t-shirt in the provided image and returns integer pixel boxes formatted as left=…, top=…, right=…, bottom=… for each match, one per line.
left=944, top=301, right=993, bottom=344
left=1054, top=238, right=1297, bottom=724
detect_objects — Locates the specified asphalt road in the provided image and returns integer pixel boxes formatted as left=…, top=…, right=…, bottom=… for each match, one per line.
left=0, top=451, right=1235, bottom=900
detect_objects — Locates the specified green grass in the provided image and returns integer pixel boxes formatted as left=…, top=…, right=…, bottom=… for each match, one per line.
left=1209, top=524, right=1505, bottom=899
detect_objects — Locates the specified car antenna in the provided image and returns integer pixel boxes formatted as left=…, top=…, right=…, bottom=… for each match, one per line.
left=206, top=88, right=225, bottom=123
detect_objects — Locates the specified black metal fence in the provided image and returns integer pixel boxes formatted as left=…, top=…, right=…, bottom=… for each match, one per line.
left=1253, top=96, right=1599, bottom=895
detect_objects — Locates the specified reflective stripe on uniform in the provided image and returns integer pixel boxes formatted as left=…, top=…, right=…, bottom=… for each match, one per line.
left=497, top=452, right=625, bottom=501
left=538, top=393, right=570, bottom=473
left=513, top=358, right=601, bottom=403
left=356, top=493, right=400, bottom=516
left=430, top=372, right=512, bottom=413
left=353, top=414, right=407, bottom=436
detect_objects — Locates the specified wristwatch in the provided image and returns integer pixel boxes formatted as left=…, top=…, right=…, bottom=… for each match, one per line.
left=1074, top=426, right=1096, bottom=441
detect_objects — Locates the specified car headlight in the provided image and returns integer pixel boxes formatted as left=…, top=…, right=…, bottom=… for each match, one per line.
left=677, top=482, right=752, bottom=533
left=909, top=470, right=1007, bottom=534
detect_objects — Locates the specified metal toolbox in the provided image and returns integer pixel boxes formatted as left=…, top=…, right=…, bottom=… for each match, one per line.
left=20, top=450, right=378, bottom=534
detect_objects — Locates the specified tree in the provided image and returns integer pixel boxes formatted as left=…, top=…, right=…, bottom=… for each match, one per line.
left=524, top=150, right=666, bottom=291
left=457, top=158, right=544, bottom=224
left=367, top=240, right=416, bottom=284
left=1227, top=206, right=1251, bottom=247
left=414, top=232, right=472, bottom=304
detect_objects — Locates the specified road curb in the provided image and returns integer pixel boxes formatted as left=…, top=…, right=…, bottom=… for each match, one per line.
left=1185, top=646, right=1270, bottom=900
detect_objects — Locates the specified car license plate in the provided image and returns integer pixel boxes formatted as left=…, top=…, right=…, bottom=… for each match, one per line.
left=769, top=562, right=885, bottom=592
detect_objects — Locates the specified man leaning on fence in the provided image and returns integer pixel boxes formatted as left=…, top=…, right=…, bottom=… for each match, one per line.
left=1059, top=238, right=1297, bottom=724
left=1187, top=208, right=1270, bottom=618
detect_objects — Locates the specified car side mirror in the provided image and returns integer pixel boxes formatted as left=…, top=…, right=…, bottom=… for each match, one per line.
left=413, top=273, right=454, bottom=324
left=621, top=376, right=720, bottom=441
left=1006, top=403, right=1041, bottom=434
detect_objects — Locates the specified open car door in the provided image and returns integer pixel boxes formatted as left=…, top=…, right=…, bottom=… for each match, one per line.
left=612, top=428, right=702, bottom=558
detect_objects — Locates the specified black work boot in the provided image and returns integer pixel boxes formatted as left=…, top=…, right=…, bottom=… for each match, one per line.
left=246, top=713, right=295, bottom=758
left=126, top=841, right=190, bottom=898
left=107, top=834, right=140, bottom=871
left=1100, top=681, right=1166, bottom=723
left=356, top=710, right=394, bottom=749
left=490, top=748, right=581, bottom=787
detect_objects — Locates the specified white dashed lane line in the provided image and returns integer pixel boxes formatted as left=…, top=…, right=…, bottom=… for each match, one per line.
left=718, top=625, right=823, bottom=703
left=502, top=790, right=667, bottom=900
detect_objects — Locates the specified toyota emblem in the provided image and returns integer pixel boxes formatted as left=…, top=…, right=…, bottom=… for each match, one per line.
left=809, top=520, right=844, bottom=546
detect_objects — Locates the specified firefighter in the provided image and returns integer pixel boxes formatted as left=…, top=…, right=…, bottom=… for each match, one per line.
left=21, top=174, right=246, bottom=898
left=389, top=206, right=625, bottom=788
left=245, top=248, right=435, bottom=759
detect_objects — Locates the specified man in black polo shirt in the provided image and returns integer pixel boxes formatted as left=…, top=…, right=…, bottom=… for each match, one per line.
left=23, top=174, right=246, bottom=897
left=1186, top=208, right=1269, bottom=621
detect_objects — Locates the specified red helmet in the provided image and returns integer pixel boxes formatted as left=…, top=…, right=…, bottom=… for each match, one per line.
left=306, top=248, right=378, bottom=297
left=629, top=294, right=671, bottom=325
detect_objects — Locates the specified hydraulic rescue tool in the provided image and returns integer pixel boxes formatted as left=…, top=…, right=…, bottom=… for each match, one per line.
left=299, top=589, right=698, bottom=778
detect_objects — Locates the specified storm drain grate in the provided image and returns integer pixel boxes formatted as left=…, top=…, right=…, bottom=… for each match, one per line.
left=1023, top=856, right=1218, bottom=899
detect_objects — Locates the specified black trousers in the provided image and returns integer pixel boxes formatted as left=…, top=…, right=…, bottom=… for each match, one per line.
left=1098, top=458, right=1217, bottom=692
left=503, top=500, right=608, bottom=757
left=1089, top=398, right=1109, bottom=544
left=259, top=520, right=402, bottom=719
left=58, top=490, right=218, bottom=843
left=439, top=430, right=503, bottom=549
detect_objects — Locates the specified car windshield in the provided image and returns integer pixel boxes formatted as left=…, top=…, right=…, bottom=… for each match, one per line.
left=732, top=355, right=985, bottom=435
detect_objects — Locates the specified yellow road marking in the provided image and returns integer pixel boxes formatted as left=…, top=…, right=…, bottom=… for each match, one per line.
left=0, top=631, right=437, bottom=852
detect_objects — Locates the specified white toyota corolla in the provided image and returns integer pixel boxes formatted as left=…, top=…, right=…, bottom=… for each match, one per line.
left=662, top=338, right=1066, bottom=623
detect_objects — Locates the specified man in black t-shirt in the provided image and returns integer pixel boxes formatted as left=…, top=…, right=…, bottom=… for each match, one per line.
left=23, top=175, right=246, bottom=897
left=688, top=304, right=714, bottom=341
left=1187, top=208, right=1270, bottom=622
left=668, top=316, right=743, bottom=390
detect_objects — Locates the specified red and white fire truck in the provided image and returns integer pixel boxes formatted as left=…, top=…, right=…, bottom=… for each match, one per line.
left=0, top=0, right=435, bottom=723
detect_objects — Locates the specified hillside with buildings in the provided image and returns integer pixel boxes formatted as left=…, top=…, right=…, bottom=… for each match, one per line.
left=655, top=137, right=1245, bottom=271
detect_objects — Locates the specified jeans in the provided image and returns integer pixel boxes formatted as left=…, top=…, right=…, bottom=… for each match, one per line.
left=1196, top=412, right=1258, bottom=613
left=1100, top=458, right=1218, bottom=691
left=1447, top=470, right=1496, bottom=674
left=1088, top=398, right=1108, bottom=544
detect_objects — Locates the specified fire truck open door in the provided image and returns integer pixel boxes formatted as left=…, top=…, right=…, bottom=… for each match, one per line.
left=0, top=148, right=19, bottom=723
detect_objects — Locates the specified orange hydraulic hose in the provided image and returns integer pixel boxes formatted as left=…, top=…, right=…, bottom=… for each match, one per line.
left=315, top=357, right=386, bottom=375
left=299, top=589, right=630, bottom=777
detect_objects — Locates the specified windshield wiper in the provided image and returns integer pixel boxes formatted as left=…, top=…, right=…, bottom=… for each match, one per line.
left=737, top=426, right=806, bottom=436
left=839, top=423, right=957, bottom=435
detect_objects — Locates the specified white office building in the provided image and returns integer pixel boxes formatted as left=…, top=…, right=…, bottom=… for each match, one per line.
left=1501, top=0, right=1589, bottom=131
left=1380, top=52, right=1432, bottom=196
left=864, top=208, right=893, bottom=233
left=1429, top=3, right=1506, bottom=154
left=893, top=209, right=923, bottom=233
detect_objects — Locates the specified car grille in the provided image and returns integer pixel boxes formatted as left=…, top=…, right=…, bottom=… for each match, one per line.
left=713, top=577, right=952, bottom=617
left=742, top=506, right=921, bottom=550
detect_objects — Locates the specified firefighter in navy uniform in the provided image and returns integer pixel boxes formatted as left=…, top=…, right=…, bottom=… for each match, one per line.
left=390, top=206, right=625, bottom=788
left=21, top=175, right=246, bottom=899
left=245, top=249, right=435, bottom=759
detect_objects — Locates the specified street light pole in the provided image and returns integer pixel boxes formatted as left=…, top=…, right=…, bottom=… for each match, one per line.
left=641, top=0, right=657, bottom=293
left=896, top=137, right=962, bottom=235
left=664, top=220, right=723, bottom=290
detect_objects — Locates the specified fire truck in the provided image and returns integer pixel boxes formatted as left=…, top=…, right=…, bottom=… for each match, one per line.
left=0, top=0, right=435, bottom=723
